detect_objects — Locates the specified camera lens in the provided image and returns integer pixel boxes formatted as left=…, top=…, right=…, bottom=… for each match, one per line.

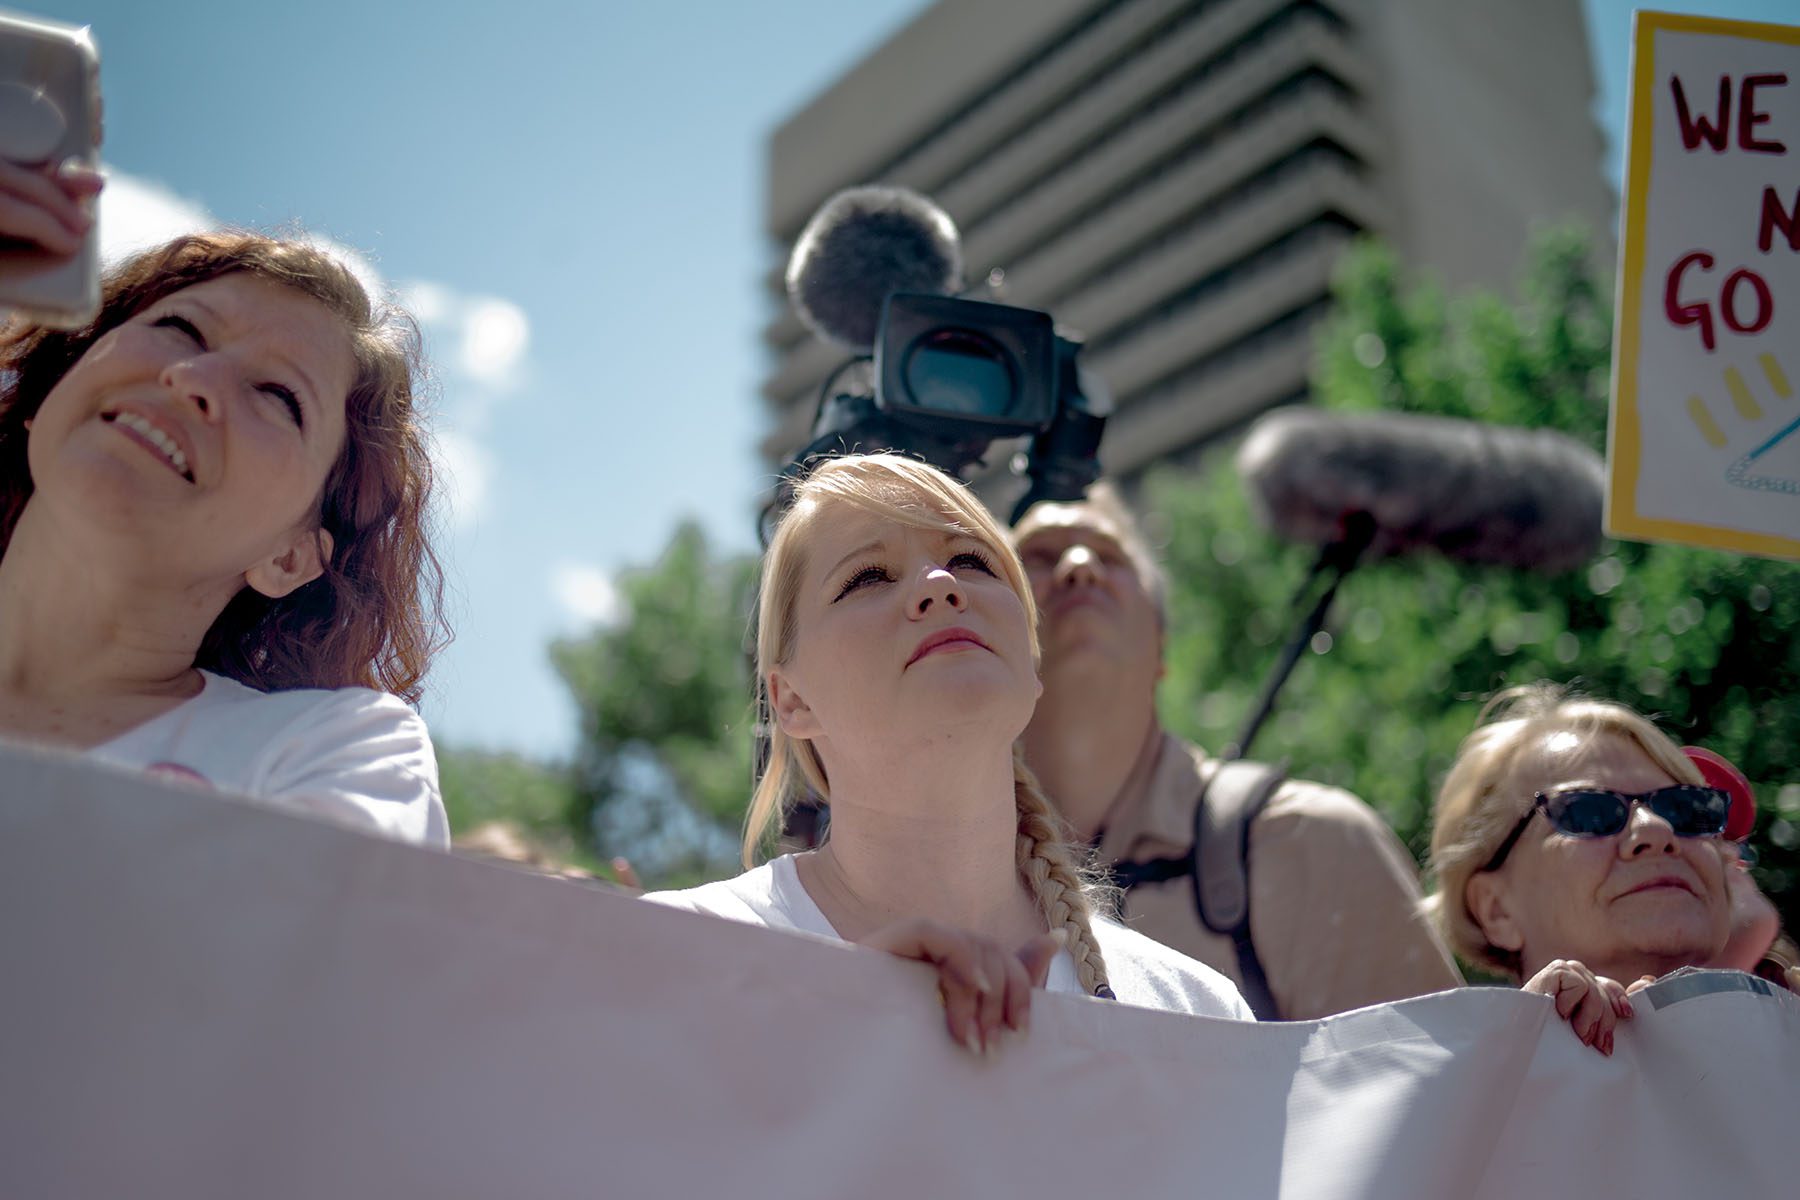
left=903, top=330, right=1015, bottom=417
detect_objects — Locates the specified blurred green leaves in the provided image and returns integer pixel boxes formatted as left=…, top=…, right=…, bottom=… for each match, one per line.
left=547, top=521, right=757, bottom=884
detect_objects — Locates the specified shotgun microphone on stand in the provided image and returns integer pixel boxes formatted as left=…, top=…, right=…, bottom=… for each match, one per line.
left=1236, top=407, right=1606, bottom=574
left=1225, top=408, right=1606, bottom=760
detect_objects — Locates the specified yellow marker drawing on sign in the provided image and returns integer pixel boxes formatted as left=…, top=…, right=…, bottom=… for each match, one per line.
left=1687, top=396, right=1727, bottom=447
left=1684, top=351, right=1800, bottom=497
left=1725, top=367, right=1763, bottom=420
left=1762, top=352, right=1793, bottom=399
left=1686, top=353, right=1793, bottom=453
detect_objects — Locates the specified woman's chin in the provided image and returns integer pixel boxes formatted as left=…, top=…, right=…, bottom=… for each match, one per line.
left=1618, top=920, right=1729, bottom=969
left=41, top=454, right=189, bottom=531
left=901, top=679, right=1036, bottom=740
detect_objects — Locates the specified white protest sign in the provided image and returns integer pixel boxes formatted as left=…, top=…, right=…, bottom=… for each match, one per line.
left=1609, top=11, right=1800, bottom=559
left=1, top=744, right=1796, bottom=1199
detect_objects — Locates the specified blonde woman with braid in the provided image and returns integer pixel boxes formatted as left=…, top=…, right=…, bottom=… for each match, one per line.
left=647, top=455, right=1251, bottom=1053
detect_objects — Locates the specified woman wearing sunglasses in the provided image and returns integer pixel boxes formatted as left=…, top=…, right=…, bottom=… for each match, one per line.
left=1425, top=684, right=1746, bottom=1056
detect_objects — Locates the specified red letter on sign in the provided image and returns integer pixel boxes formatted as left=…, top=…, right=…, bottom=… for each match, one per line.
left=1762, top=187, right=1800, bottom=253
left=1665, top=252, right=1717, bottom=351
left=1671, top=75, right=1731, bottom=151
left=1738, top=74, right=1789, bottom=153
left=1722, top=269, right=1774, bottom=335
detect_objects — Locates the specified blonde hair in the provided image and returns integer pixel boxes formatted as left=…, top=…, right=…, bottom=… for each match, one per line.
left=744, top=454, right=1113, bottom=994
left=1425, top=683, right=1703, bottom=978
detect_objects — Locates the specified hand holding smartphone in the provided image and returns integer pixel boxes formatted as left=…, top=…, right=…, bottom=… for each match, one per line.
left=0, top=8, right=102, bottom=328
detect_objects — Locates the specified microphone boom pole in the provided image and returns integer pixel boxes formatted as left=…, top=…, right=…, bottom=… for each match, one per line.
left=1222, top=511, right=1375, bottom=763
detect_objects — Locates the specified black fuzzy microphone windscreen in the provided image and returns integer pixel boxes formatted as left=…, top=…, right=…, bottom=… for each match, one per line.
left=785, top=186, right=963, bottom=352
left=1236, top=408, right=1606, bottom=573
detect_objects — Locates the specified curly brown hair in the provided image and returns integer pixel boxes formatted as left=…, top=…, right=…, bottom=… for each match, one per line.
left=0, top=232, right=448, bottom=703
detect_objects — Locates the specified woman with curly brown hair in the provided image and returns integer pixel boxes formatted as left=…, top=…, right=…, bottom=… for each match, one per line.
left=0, top=227, right=450, bottom=846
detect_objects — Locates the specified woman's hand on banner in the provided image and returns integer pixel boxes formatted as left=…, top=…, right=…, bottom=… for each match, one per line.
left=1524, top=958, right=1635, bottom=1056
left=859, top=918, right=1063, bottom=1056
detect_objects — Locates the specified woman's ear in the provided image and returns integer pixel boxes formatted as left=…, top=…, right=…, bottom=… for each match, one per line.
left=1465, top=871, right=1525, bottom=955
left=768, top=668, right=822, bottom=740
left=245, top=528, right=334, bottom=600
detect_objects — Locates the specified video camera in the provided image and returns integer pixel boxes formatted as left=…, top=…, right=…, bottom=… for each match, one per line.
left=765, top=187, right=1110, bottom=540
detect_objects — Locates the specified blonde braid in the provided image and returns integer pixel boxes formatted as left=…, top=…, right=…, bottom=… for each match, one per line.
left=1012, top=750, right=1114, bottom=997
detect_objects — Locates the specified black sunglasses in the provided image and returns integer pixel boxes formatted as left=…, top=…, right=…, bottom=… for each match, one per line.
left=1480, top=784, right=1732, bottom=873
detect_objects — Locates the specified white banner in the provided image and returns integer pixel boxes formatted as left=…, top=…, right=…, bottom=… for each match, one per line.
left=1, top=744, right=1794, bottom=1199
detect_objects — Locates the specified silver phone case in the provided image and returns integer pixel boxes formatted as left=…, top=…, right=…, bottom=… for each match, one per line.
left=0, top=8, right=101, bottom=328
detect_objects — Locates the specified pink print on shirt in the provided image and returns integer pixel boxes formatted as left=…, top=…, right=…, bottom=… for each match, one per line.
left=144, top=762, right=213, bottom=788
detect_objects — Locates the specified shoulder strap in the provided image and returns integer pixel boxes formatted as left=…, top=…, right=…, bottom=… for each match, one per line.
left=1190, top=759, right=1287, bottom=1020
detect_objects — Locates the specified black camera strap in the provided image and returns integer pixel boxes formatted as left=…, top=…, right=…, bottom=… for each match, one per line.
left=1111, top=759, right=1287, bottom=1020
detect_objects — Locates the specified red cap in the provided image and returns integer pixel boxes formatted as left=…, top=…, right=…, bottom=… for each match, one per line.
left=1683, top=746, right=1756, bottom=841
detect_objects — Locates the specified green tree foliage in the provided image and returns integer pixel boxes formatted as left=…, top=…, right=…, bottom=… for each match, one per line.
left=549, top=521, right=758, bottom=884
left=437, top=747, right=598, bottom=871
left=440, top=747, right=577, bottom=836
left=1147, top=231, right=1800, bottom=928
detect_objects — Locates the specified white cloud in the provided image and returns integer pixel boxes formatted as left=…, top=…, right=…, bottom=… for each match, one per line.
left=399, top=284, right=531, bottom=392
left=551, top=563, right=625, bottom=628
left=397, top=279, right=454, bottom=325
left=302, top=232, right=385, bottom=301
left=433, top=428, right=493, bottom=527
left=98, top=172, right=214, bottom=262
left=458, top=297, right=530, bottom=386
left=96, top=170, right=384, bottom=299
left=397, top=285, right=536, bottom=525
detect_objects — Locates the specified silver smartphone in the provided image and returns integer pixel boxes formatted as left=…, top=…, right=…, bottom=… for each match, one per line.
left=0, top=8, right=101, bottom=328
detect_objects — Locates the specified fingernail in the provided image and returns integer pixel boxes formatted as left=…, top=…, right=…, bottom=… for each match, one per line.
left=973, top=969, right=993, bottom=995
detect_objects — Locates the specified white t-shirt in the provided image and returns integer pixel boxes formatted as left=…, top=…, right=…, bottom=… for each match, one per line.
left=647, top=855, right=1254, bottom=1020
left=83, top=669, right=447, bottom=848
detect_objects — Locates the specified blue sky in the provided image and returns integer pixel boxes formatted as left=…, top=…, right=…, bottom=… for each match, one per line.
left=25, top=0, right=1796, bottom=759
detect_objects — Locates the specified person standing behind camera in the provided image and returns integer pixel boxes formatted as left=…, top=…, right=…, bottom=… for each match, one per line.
left=1013, top=486, right=1461, bottom=1019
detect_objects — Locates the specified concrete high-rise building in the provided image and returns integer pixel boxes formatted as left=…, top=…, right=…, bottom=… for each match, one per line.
left=759, top=0, right=1614, bottom=482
